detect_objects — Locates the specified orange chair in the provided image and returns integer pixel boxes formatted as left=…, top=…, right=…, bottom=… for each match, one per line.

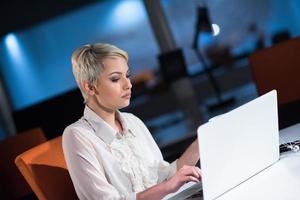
left=249, top=36, right=300, bottom=104
left=249, top=36, right=300, bottom=128
left=0, top=127, right=47, bottom=200
left=15, top=136, right=78, bottom=200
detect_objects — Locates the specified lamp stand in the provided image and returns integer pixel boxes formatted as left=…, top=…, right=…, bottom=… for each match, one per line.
left=193, top=44, right=235, bottom=112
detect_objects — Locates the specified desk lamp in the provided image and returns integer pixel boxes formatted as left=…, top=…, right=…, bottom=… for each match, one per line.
left=192, top=6, right=235, bottom=111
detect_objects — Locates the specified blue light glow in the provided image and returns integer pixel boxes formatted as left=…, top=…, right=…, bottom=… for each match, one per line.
left=4, top=33, right=24, bottom=65
left=110, top=1, right=145, bottom=30
left=1, top=33, right=43, bottom=110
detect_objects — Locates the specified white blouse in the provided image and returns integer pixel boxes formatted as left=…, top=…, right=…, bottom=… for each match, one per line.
left=62, top=106, right=177, bottom=200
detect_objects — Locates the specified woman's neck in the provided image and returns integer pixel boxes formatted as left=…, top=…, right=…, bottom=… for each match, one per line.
left=86, top=100, right=122, bottom=133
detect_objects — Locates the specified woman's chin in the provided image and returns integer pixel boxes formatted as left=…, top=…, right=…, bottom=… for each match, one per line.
left=119, top=101, right=130, bottom=109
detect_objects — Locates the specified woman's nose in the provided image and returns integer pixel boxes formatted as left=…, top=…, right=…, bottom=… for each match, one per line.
left=124, top=77, right=132, bottom=89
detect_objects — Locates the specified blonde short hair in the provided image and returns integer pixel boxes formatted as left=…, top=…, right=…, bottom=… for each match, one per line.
left=71, top=43, right=128, bottom=102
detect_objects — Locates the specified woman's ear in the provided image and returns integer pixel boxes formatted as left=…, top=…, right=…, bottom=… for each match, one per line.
left=82, top=80, right=95, bottom=96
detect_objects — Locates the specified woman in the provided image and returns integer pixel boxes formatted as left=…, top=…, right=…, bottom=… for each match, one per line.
left=63, top=43, right=201, bottom=200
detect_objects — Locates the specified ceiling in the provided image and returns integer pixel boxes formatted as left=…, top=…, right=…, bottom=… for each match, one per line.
left=0, top=0, right=98, bottom=37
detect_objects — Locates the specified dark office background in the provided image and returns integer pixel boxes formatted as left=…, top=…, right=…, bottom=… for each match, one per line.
left=1, top=0, right=300, bottom=160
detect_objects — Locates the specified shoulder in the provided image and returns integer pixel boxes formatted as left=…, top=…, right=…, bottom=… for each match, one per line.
left=63, top=118, right=87, bottom=137
left=62, top=118, right=95, bottom=147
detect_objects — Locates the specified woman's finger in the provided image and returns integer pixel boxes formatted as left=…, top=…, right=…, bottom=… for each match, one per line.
left=195, top=167, right=202, bottom=177
left=190, top=167, right=199, bottom=179
left=185, top=175, right=200, bottom=183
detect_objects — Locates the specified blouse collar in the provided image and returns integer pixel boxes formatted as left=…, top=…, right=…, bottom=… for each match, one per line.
left=83, top=105, right=135, bottom=144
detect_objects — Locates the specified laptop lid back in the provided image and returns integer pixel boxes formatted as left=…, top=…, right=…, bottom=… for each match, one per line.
left=197, top=90, right=279, bottom=200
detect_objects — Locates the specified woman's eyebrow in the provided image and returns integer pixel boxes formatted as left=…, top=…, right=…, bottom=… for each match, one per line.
left=108, top=69, right=130, bottom=76
left=108, top=71, right=122, bottom=75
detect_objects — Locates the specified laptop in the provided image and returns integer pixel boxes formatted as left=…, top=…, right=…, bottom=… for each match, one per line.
left=164, top=90, right=279, bottom=200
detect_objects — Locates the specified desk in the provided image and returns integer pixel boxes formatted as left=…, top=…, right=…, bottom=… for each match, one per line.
left=218, top=123, right=300, bottom=200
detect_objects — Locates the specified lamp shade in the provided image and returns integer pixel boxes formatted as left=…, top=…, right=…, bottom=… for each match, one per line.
left=196, top=6, right=213, bottom=33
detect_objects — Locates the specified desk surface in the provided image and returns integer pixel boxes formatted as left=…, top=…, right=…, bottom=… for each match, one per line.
left=218, top=123, right=300, bottom=200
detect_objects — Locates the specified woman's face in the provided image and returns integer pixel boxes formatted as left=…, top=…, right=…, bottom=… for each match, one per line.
left=93, top=56, right=132, bottom=111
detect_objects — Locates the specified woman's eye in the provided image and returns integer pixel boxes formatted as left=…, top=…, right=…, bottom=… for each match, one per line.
left=111, top=77, right=120, bottom=82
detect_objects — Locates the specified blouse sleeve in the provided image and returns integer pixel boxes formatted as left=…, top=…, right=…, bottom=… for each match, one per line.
left=63, top=127, right=136, bottom=200
left=128, top=114, right=178, bottom=182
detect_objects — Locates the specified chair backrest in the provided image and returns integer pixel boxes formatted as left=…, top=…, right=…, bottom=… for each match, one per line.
left=249, top=36, right=300, bottom=105
left=249, top=36, right=300, bottom=129
left=0, top=127, right=47, bottom=199
left=15, top=136, right=78, bottom=200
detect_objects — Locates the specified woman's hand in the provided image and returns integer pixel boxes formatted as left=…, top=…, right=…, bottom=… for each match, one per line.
left=166, top=165, right=202, bottom=193
left=136, top=165, right=201, bottom=200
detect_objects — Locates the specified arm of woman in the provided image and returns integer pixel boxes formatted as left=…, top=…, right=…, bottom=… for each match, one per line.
left=177, top=139, right=200, bottom=170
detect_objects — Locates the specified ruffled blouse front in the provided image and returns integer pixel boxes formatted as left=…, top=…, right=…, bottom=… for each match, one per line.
left=109, top=131, right=160, bottom=192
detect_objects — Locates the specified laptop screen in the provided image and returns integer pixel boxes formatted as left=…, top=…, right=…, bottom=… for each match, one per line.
left=198, top=90, right=279, bottom=200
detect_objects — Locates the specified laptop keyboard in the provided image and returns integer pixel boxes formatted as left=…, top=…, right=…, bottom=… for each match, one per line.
left=166, top=182, right=202, bottom=200
left=186, top=190, right=203, bottom=199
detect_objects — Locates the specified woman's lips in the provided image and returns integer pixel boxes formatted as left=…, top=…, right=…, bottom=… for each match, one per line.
left=122, top=93, right=131, bottom=99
